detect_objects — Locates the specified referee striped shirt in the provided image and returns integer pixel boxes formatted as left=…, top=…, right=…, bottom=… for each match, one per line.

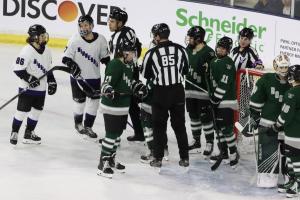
left=109, top=26, right=137, bottom=59
left=141, top=41, right=189, bottom=86
left=230, top=45, right=260, bottom=70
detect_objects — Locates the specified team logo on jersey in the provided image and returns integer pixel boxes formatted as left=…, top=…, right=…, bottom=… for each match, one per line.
left=77, top=47, right=98, bottom=67
left=270, top=87, right=283, bottom=102
left=226, top=64, right=232, bottom=70
left=288, top=93, right=294, bottom=99
left=239, top=57, right=246, bottom=64
left=33, top=59, right=47, bottom=74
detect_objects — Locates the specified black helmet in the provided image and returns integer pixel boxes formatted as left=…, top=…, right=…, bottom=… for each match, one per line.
left=187, top=26, right=205, bottom=43
left=288, top=65, right=300, bottom=83
left=120, top=40, right=136, bottom=52
left=216, top=36, right=233, bottom=52
left=28, top=24, right=46, bottom=38
left=78, top=15, right=93, bottom=25
left=151, top=23, right=170, bottom=39
left=239, top=27, right=254, bottom=40
left=109, top=8, right=128, bottom=25
left=27, top=24, right=47, bottom=43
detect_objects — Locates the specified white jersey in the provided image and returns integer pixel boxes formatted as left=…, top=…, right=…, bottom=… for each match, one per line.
left=64, top=32, right=109, bottom=80
left=13, top=44, right=52, bottom=92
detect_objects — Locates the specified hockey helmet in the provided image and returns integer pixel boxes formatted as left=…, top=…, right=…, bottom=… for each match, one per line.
left=120, top=40, right=136, bottom=53
left=28, top=24, right=46, bottom=38
left=109, top=8, right=128, bottom=25
left=216, top=36, right=233, bottom=52
left=273, top=54, right=290, bottom=77
left=27, top=24, right=48, bottom=44
left=78, top=15, right=94, bottom=25
left=151, top=23, right=170, bottom=39
left=239, top=27, right=254, bottom=40
left=288, top=64, right=300, bottom=83
left=187, top=26, right=206, bottom=43
left=78, top=15, right=94, bottom=36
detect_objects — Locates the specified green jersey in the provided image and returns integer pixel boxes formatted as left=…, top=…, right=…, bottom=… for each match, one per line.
left=185, top=44, right=215, bottom=100
left=250, top=73, right=291, bottom=127
left=100, top=58, right=133, bottom=115
left=208, top=56, right=237, bottom=110
left=276, top=86, right=300, bottom=139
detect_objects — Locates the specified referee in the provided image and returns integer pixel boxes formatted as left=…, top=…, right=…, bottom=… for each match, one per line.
left=141, top=23, right=190, bottom=168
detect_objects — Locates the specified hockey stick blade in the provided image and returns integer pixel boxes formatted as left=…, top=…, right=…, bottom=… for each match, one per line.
left=234, top=121, right=258, bottom=137
left=0, top=66, right=68, bottom=111
left=211, top=156, right=223, bottom=171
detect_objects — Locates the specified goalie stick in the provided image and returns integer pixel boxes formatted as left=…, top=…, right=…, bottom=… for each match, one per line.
left=185, top=78, right=225, bottom=171
left=0, top=65, right=68, bottom=111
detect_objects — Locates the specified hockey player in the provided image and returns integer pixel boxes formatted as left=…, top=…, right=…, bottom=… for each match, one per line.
left=10, top=24, right=57, bottom=145
left=62, top=15, right=110, bottom=139
left=208, top=36, right=239, bottom=169
left=231, top=27, right=264, bottom=70
left=271, top=64, right=300, bottom=197
left=185, top=26, right=215, bottom=156
left=108, top=7, right=144, bottom=142
left=249, top=54, right=291, bottom=188
left=97, top=41, right=148, bottom=178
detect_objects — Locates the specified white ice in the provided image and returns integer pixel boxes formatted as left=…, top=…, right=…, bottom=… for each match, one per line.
left=0, top=44, right=287, bottom=200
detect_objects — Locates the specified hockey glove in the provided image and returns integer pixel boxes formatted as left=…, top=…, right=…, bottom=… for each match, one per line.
left=266, top=124, right=282, bottom=136
left=253, top=59, right=264, bottom=70
left=68, top=61, right=81, bottom=78
left=131, top=80, right=148, bottom=100
left=209, top=95, right=220, bottom=111
left=24, top=75, right=40, bottom=88
left=104, top=87, right=119, bottom=100
left=47, top=81, right=57, bottom=95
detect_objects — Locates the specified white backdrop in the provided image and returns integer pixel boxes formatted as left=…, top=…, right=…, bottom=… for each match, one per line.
left=1, top=0, right=300, bottom=68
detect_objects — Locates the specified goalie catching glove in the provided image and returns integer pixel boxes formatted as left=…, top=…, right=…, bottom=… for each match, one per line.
left=131, top=80, right=148, bottom=100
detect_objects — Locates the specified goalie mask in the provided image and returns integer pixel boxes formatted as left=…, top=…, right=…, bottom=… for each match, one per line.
left=78, top=15, right=94, bottom=37
left=288, top=64, right=300, bottom=84
left=186, top=26, right=206, bottom=49
left=27, top=24, right=48, bottom=47
left=273, top=54, right=290, bottom=77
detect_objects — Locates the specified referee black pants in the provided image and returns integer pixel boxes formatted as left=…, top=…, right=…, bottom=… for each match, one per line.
left=152, top=84, right=189, bottom=160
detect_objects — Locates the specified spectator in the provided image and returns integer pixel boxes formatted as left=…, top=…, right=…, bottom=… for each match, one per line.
left=282, top=0, right=291, bottom=15
left=254, top=0, right=282, bottom=15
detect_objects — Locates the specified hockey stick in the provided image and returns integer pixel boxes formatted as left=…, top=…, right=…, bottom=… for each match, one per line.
left=185, top=78, right=225, bottom=170
left=75, top=74, right=131, bottom=98
left=0, top=65, right=68, bottom=111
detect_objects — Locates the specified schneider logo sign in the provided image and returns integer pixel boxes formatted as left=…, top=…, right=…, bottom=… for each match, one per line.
left=176, top=8, right=267, bottom=52
left=3, top=0, right=119, bottom=25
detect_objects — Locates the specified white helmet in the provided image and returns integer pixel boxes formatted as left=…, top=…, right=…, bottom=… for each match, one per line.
left=273, top=54, right=290, bottom=77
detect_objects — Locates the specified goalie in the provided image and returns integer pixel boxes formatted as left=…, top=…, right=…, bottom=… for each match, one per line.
left=249, top=54, right=291, bottom=188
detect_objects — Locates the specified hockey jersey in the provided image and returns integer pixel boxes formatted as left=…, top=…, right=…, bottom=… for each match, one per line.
left=13, top=44, right=52, bottom=94
left=230, top=45, right=260, bottom=70
left=208, top=56, right=238, bottom=110
left=185, top=44, right=215, bottom=100
left=276, top=86, right=300, bottom=139
left=100, top=59, right=134, bottom=115
left=63, top=32, right=109, bottom=80
left=250, top=73, right=291, bottom=127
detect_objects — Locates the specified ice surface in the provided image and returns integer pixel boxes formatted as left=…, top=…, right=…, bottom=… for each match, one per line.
left=0, top=44, right=287, bottom=200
